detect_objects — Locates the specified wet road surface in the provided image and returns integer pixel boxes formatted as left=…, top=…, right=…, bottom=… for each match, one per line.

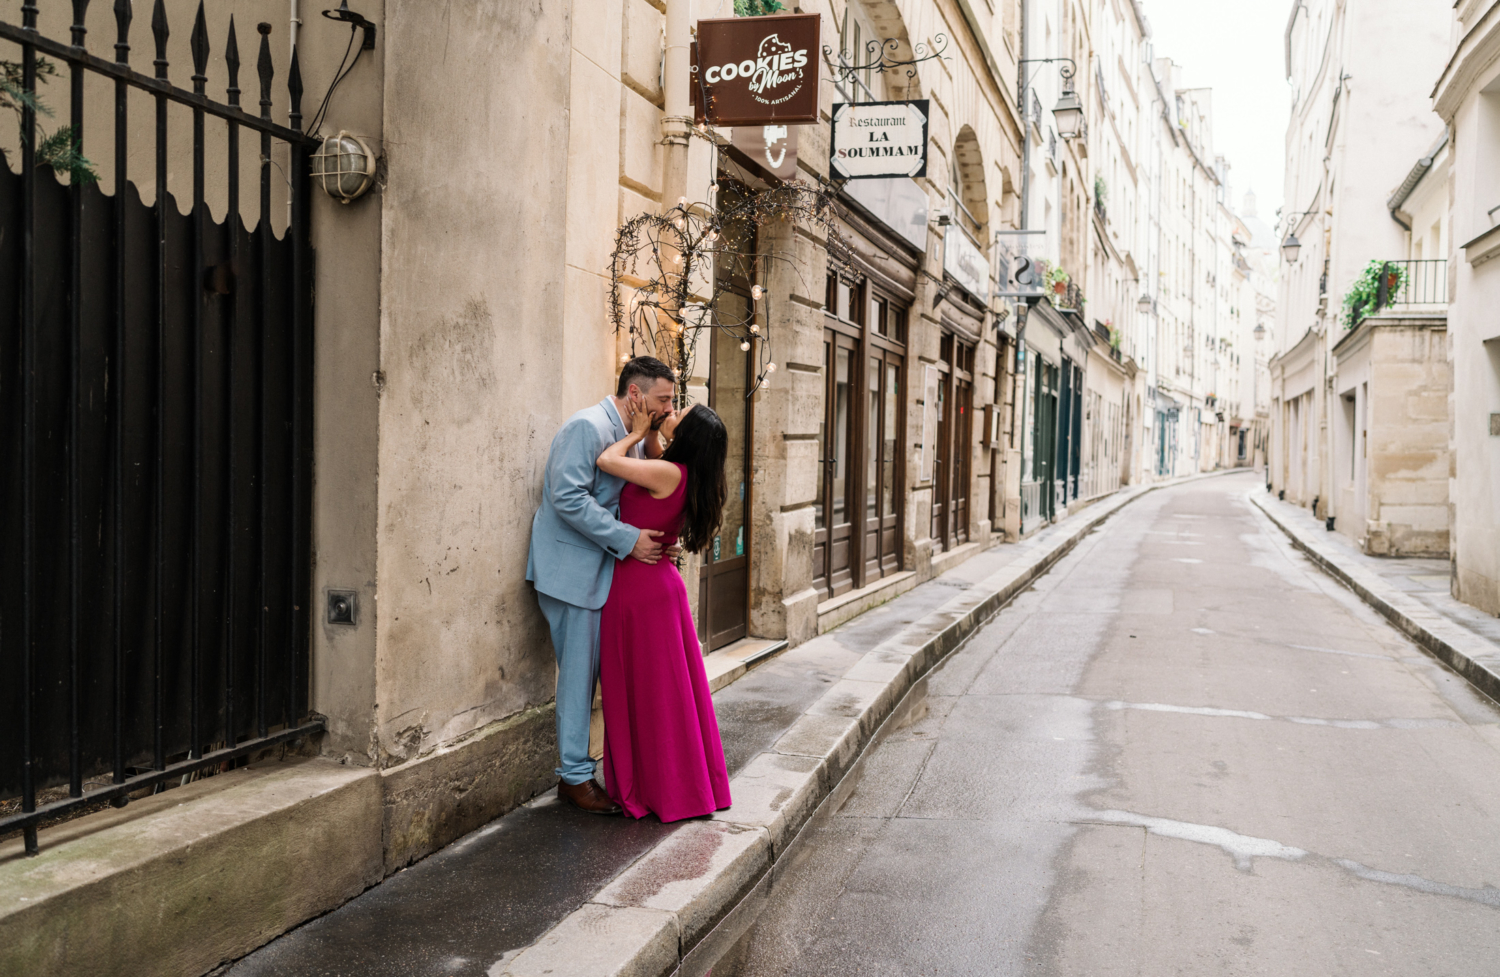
left=709, top=473, right=1500, bottom=976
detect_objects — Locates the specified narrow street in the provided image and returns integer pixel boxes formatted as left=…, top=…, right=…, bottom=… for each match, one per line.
left=711, top=472, right=1500, bottom=976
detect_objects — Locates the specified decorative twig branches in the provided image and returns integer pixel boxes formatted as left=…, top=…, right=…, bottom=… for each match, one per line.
left=822, top=33, right=949, bottom=87
left=609, top=180, right=850, bottom=400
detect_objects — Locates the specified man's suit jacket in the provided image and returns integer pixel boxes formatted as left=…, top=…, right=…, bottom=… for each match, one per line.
left=526, top=398, right=642, bottom=610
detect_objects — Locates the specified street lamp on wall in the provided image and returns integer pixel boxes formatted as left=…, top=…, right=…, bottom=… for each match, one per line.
left=1018, top=58, right=1086, bottom=141
left=1278, top=210, right=1317, bottom=264
left=1137, top=293, right=1153, bottom=314
left=1052, top=73, right=1085, bottom=140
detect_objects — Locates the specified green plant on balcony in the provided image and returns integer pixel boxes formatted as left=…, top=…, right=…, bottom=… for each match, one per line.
left=1341, top=260, right=1406, bottom=329
left=1094, top=175, right=1108, bottom=206
left=734, top=0, right=785, bottom=14
left=1044, top=264, right=1071, bottom=295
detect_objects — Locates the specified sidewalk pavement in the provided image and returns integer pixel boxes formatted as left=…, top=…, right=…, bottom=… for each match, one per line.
left=1249, top=489, right=1500, bottom=705
left=224, top=473, right=1229, bottom=977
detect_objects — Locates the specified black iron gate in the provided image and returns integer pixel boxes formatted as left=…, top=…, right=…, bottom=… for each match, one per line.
left=1, top=0, right=318, bottom=854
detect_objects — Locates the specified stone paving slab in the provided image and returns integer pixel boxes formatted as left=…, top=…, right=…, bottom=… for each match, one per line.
left=1249, top=489, right=1500, bottom=706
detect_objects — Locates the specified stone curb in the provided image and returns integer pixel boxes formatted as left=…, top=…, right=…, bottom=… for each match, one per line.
left=1248, top=490, right=1500, bottom=706
left=500, top=471, right=1235, bottom=977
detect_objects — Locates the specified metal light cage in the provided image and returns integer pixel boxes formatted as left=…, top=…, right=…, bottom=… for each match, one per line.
left=311, top=130, right=376, bottom=203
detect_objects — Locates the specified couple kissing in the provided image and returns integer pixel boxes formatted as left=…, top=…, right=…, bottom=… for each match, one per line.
left=525, top=356, right=733, bottom=821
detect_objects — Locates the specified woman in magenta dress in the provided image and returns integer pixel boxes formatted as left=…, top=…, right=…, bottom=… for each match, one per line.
left=595, top=403, right=732, bottom=822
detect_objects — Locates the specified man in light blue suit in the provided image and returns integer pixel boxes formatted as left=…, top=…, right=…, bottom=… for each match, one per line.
left=527, top=356, right=678, bottom=814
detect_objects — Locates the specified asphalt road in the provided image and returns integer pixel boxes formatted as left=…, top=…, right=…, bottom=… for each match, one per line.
left=709, top=472, right=1500, bottom=977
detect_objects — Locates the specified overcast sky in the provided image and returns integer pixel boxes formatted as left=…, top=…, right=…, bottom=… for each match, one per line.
left=1136, top=0, right=1290, bottom=220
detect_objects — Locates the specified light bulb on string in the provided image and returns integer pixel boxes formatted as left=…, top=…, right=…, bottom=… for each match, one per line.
left=739, top=341, right=750, bottom=352
left=749, top=323, right=760, bottom=334
left=765, top=362, right=776, bottom=373
left=751, top=285, right=763, bottom=300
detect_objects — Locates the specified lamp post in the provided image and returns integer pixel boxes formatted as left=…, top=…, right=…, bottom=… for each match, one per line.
left=1278, top=210, right=1317, bottom=263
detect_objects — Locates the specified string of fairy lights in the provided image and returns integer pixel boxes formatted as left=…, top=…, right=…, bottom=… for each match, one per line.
left=608, top=64, right=851, bottom=402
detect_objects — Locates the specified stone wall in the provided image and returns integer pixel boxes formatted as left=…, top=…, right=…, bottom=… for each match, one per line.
left=1363, top=319, right=1450, bottom=557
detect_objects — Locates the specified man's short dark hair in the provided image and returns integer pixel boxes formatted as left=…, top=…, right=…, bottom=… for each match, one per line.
left=617, top=356, right=676, bottom=398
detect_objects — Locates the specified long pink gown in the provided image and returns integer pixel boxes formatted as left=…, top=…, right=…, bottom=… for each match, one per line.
left=600, top=463, right=732, bottom=822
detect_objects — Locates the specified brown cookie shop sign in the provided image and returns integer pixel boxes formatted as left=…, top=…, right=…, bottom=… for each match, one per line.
left=692, top=14, right=820, bottom=127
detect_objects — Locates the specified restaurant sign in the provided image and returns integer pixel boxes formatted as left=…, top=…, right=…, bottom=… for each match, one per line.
left=693, top=14, right=820, bottom=127
left=830, top=100, right=929, bottom=179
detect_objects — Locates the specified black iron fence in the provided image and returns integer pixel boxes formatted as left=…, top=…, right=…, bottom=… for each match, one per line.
left=1, top=0, right=319, bottom=854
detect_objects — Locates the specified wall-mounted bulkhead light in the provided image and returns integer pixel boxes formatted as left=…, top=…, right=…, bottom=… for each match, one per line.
left=311, top=131, right=376, bottom=204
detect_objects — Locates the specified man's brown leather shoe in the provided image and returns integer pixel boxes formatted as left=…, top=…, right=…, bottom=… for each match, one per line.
left=557, top=779, right=622, bottom=815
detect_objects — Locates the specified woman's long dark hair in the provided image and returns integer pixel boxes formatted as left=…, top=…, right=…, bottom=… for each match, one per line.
left=661, top=404, right=729, bottom=555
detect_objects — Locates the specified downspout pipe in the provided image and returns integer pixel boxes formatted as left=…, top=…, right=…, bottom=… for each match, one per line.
left=661, top=0, right=693, bottom=209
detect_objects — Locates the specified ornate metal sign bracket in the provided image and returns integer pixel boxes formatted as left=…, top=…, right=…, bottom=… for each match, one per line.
left=823, top=33, right=949, bottom=85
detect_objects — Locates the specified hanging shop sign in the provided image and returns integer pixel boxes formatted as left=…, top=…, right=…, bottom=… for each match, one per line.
left=943, top=224, right=989, bottom=303
left=732, top=123, right=799, bottom=180
left=993, top=229, right=1048, bottom=301
left=829, top=100, right=929, bottom=180
left=692, top=14, right=820, bottom=127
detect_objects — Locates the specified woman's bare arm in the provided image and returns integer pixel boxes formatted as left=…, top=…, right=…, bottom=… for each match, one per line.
left=598, top=405, right=682, bottom=499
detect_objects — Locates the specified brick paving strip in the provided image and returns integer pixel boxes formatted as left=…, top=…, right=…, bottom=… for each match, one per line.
left=1249, top=490, right=1500, bottom=707
left=494, top=474, right=1241, bottom=977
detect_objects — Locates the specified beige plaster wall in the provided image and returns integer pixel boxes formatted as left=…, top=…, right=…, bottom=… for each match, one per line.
left=372, top=1, right=573, bottom=765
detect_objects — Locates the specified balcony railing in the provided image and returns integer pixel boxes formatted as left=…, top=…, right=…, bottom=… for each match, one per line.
left=1385, top=258, right=1447, bottom=309
left=1347, top=259, right=1447, bottom=327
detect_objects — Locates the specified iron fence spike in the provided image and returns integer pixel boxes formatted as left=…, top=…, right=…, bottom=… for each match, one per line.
left=288, top=42, right=303, bottom=130
left=257, top=22, right=274, bottom=119
left=114, top=0, right=132, bottom=63
left=151, top=0, right=168, bottom=76
left=71, top=0, right=91, bottom=45
left=190, top=0, right=209, bottom=84
left=225, top=15, right=240, bottom=103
